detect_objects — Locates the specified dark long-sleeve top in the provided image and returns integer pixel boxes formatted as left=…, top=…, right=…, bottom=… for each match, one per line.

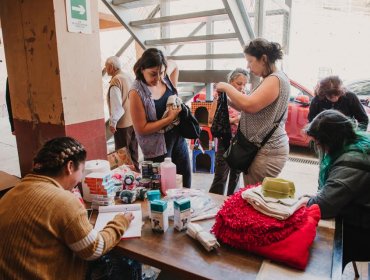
left=308, top=91, right=369, bottom=130
left=307, top=150, right=370, bottom=228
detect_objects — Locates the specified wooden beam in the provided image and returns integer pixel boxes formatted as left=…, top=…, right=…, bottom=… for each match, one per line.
left=179, top=70, right=230, bottom=83
left=99, top=12, right=123, bottom=31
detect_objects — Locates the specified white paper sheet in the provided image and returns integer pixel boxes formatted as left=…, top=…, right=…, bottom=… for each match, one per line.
left=94, top=204, right=142, bottom=238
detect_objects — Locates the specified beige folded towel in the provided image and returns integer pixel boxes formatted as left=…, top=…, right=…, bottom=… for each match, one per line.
left=241, top=186, right=309, bottom=220
left=186, top=222, right=220, bottom=251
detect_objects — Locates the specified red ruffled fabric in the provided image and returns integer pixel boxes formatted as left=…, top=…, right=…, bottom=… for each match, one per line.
left=211, top=185, right=321, bottom=270
left=251, top=204, right=320, bottom=270
left=212, top=185, right=308, bottom=248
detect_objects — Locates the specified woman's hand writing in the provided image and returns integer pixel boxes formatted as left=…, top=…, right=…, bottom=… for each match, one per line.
left=123, top=212, right=134, bottom=222
left=117, top=212, right=134, bottom=223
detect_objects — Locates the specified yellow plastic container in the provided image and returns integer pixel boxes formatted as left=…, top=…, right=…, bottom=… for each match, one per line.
left=261, top=177, right=295, bottom=199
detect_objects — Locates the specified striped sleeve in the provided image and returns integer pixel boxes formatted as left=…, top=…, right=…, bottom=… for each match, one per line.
left=60, top=198, right=130, bottom=260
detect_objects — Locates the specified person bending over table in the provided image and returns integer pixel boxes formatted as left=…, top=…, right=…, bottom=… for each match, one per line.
left=306, top=110, right=370, bottom=266
left=308, top=75, right=368, bottom=131
left=0, top=137, right=134, bottom=280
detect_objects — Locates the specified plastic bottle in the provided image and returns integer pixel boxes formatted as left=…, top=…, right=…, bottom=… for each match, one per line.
left=160, top=157, right=177, bottom=195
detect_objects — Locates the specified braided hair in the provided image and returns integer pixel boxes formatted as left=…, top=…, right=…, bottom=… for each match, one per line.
left=32, top=137, right=87, bottom=177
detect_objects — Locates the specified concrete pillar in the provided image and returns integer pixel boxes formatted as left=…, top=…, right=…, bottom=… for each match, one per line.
left=0, top=0, right=107, bottom=176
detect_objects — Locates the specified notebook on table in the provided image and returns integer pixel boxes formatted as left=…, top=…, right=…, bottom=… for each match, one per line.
left=94, top=204, right=142, bottom=238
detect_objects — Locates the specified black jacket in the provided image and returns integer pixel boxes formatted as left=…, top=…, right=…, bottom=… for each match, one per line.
left=308, top=91, right=369, bottom=130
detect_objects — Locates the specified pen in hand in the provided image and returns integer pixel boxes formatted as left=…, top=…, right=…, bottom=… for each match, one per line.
left=123, top=212, right=134, bottom=222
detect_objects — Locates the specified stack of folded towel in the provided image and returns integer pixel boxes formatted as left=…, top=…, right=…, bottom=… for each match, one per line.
left=211, top=184, right=321, bottom=270
left=211, top=184, right=308, bottom=249
left=241, top=186, right=309, bottom=220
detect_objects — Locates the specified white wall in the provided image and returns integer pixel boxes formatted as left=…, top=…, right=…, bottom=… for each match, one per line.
left=0, top=29, right=8, bottom=119
left=288, top=0, right=370, bottom=88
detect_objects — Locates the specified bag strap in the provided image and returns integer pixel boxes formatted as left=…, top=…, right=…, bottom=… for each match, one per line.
left=235, top=107, right=287, bottom=147
left=260, top=108, right=287, bottom=147
left=164, top=74, right=178, bottom=95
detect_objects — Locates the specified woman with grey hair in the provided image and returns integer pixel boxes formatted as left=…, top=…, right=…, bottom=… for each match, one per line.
left=209, top=68, right=249, bottom=195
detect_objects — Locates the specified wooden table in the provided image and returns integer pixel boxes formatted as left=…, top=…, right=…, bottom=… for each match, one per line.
left=0, top=171, right=20, bottom=198
left=101, top=194, right=336, bottom=280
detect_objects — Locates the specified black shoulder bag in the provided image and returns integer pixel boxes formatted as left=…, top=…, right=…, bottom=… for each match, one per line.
left=178, top=103, right=201, bottom=139
left=163, top=75, right=201, bottom=139
left=223, top=109, right=287, bottom=171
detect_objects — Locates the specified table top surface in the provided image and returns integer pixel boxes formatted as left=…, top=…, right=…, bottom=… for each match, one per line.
left=0, top=171, right=20, bottom=192
left=92, top=194, right=335, bottom=280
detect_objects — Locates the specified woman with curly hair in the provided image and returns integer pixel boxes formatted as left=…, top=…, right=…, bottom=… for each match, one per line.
left=308, top=75, right=368, bottom=130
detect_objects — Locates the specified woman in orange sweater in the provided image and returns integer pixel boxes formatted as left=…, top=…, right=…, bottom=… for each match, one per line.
left=0, top=137, right=133, bottom=280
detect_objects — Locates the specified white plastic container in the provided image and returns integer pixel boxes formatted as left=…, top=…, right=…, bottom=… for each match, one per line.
left=160, top=157, right=177, bottom=195
left=82, top=160, right=110, bottom=202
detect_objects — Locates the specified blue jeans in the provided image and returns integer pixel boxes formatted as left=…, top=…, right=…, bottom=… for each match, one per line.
left=145, top=127, right=191, bottom=188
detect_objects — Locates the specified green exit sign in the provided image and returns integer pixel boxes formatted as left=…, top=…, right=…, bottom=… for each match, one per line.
left=70, top=0, right=87, bottom=21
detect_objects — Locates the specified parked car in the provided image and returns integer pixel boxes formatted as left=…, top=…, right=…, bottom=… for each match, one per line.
left=285, top=80, right=315, bottom=149
left=344, top=79, right=370, bottom=113
left=287, top=79, right=370, bottom=149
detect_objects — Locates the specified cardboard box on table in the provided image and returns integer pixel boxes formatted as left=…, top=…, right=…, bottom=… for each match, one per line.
left=107, top=147, right=133, bottom=169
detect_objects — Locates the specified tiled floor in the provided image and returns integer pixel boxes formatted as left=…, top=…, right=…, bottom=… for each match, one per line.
left=0, top=117, right=368, bottom=279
